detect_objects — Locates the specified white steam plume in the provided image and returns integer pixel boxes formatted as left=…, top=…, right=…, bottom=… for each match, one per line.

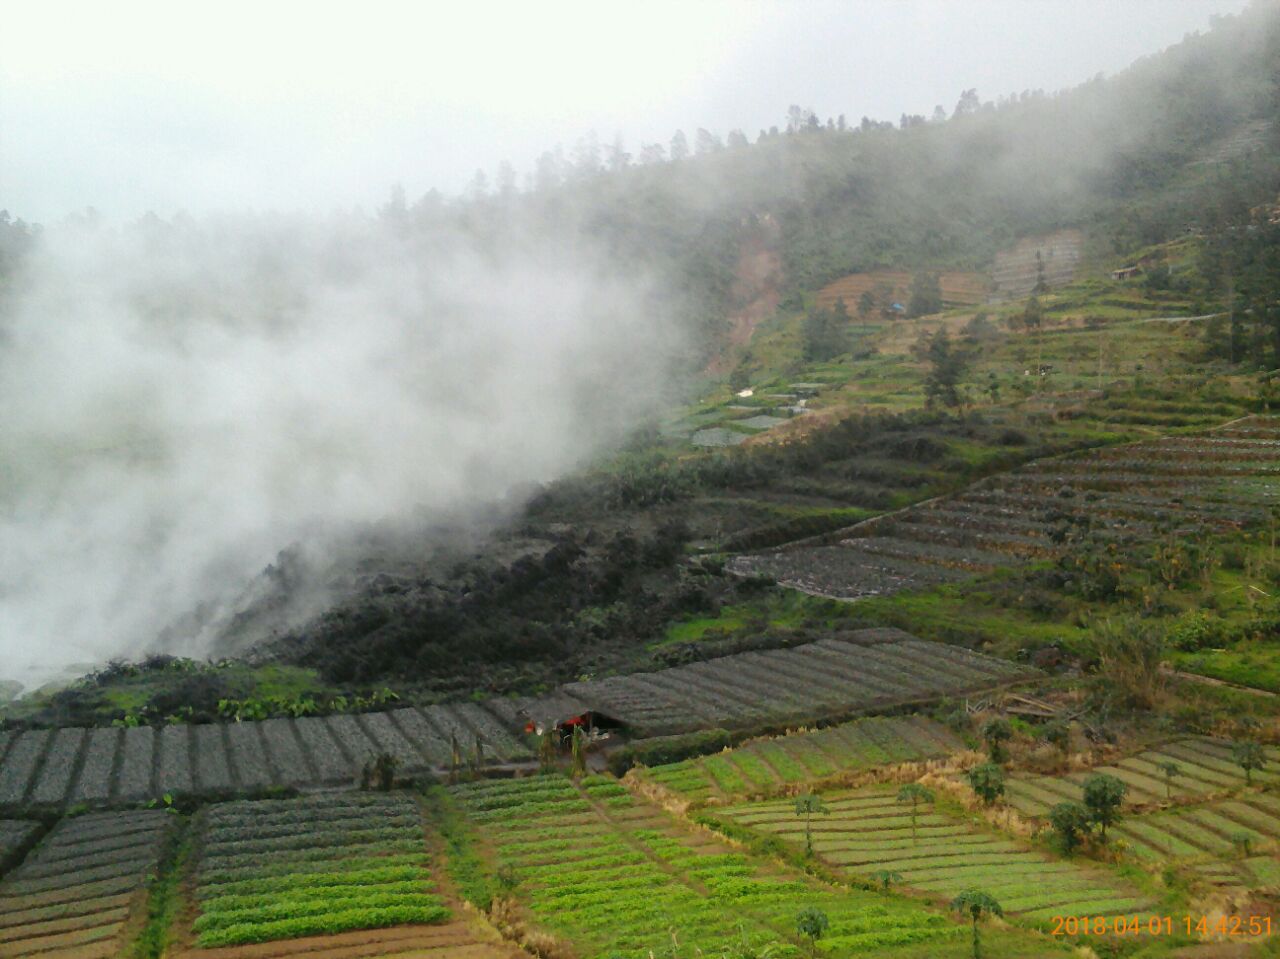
left=0, top=212, right=684, bottom=689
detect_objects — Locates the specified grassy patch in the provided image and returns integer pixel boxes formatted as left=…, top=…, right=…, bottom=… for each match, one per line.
left=1172, top=642, right=1280, bottom=692
left=656, top=590, right=854, bottom=648
left=131, top=815, right=190, bottom=959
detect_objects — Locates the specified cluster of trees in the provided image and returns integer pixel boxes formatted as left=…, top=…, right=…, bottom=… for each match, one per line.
left=273, top=519, right=707, bottom=690
left=802, top=298, right=852, bottom=362
left=370, top=2, right=1280, bottom=367
left=10, top=8, right=1276, bottom=370
left=801, top=270, right=947, bottom=363
left=1048, top=774, right=1127, bottom=855
left=921, top=329, right=971, bottom=409
left=907, top=271, right=943, bottom=317
left=1200, top=215, right=1280, bottom=369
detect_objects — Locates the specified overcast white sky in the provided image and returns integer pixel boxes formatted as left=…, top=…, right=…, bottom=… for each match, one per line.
left=0, top=0, right=1252, bottom=223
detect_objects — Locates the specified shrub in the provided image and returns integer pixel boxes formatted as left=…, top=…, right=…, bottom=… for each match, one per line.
left=607, top=729, right=733, bottom=776
left=360, top=753, right=401, bottom=791
left=1041, top=719, right=1071, bottom=760
left=980, top=718, right=1013, bottom=763
left=1231, top=741, right=1267, bottom=785
left=1082, top=773, right=1126, bottom=840
left=1049, top=798, right=1090, bottom=855
left=795, top=907, right=830, bottom=954
left=966, top=763, right=1005, bottom=806
left=1167, top=611, right=1225, bottom=652
left=1221, top=543, right=1248, bottom=571
left=1089, top=617, right=1165, bottom=709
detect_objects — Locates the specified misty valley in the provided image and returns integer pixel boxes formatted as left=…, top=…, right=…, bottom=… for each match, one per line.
left=2, top=3, right=1280, bottom=958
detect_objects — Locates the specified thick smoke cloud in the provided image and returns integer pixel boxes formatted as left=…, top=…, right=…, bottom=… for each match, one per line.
left=0, top=213, right=684, bottom=689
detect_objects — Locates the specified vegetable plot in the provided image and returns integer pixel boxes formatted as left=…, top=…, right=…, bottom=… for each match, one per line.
left=0, top=810, right=171, bottom=959
left=638, top=715, right=962, bottom=802
left=731, top=417, right=1280, bottom=601
left=718, top=785, right=1154, bottom=924
left=191, top=792, right=448, bottom=947
left=450, top=774, right=1059, bottom=957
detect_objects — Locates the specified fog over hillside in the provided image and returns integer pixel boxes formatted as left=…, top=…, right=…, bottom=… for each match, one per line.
left=0, top=0, right=1270, bottom=691
left=0, top=214, right=684, bottom=686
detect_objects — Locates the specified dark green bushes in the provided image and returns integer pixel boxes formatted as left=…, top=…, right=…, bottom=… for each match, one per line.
left=607, top=728, right=734, bottom=776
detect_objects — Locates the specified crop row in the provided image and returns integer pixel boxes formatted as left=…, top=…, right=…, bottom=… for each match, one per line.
left=450, top=774, right=961, bottom=958
left=733, top=419, right=1280, bottom=603
left=0, top=810, right=171, bottom=958
left=193, top=792, right=448, bottom=947
left=1004, top=738, right=1280, bottom=818
left=844, top=534, right=1011, bottom=571
left=719, top=786, right=1154, bottom=923
left=0, top=703, right=534, bottom=813
left=562, top=631, right=1033, bottom=738
left=640, top=715, right=960, bottom=801
left=1112, top=793, right=1280, bottom=865
left=962, top=486, right=1258, bottom=528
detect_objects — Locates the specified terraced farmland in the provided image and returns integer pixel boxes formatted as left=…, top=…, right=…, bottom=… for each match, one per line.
left=556, top=628, right=1036, bottom=738
left=450, top=774, right=1061, bottom=958
left=717, top=786, right=1155, bottom=924
left=188, top=792, right=447, bottom=948
left=730, top=417, right=1280, bottom=601
left=1004, top=737, right=1280, bottom=818
left=815, top=270, right=989, bottom=312
left=1112, top=792, right=1280, bottom=866
left=991, top=230, right=1083, bottom=300
left=636, top=714, right=963, bottom=803
left=0, top=703, right=533, bottom=813
left=0, top=809, right=171, bottom=959
left=1194, top=854, right=1280, bottom=896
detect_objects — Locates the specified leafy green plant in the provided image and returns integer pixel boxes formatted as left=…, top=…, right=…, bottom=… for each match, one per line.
left=495, top=862, right=520, bottom=896
left=966, top=763, right=1005, bottom=806
left=1042, top=720, right=1071, bottom=763
left=1049, top=801, right=1091, bottom=856
left=1229, top=830, right=1255, bottom=858
left=131, top=813, right=189, bottom=959
left=146, top=793, right=179, bottom=815
left=360, top=752, right=400, bottom=791
left=871, top=868, right=902, bottom=893
left=1156, top=760, right=1181, bottom=800
left=197, top=904, right=449, bottom=946
left=795, top=907, right=829, bottom=956
left=793, top=793, right=828, bottom=858
left=951, top=890, right=1003, bottom=959
left=1232, top=740, right=1266, bottom=785
left=1082, top=773, right=1126, bottom=840
left=722, top=923, right=778, bottom=959
left=895, top=783, right=934, bottom=844
left=980, top=717, right=1013, bottom=763
left=1090, top=616, right=1165, bottom=709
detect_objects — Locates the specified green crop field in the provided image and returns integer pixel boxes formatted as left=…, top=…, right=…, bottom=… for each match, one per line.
left=191, top=792, right=449, bottom=947
left=636, top=715, right=963, bottom=803
left=449, top=774, right=1067, bottom=957
left=1004, top=737, right=1280, bottom=818
left=714, top=785, right=1155, bottom=925
left=1114, top=792, right=1280, bottom=867
left=0, top=810, right=172, bottom=959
